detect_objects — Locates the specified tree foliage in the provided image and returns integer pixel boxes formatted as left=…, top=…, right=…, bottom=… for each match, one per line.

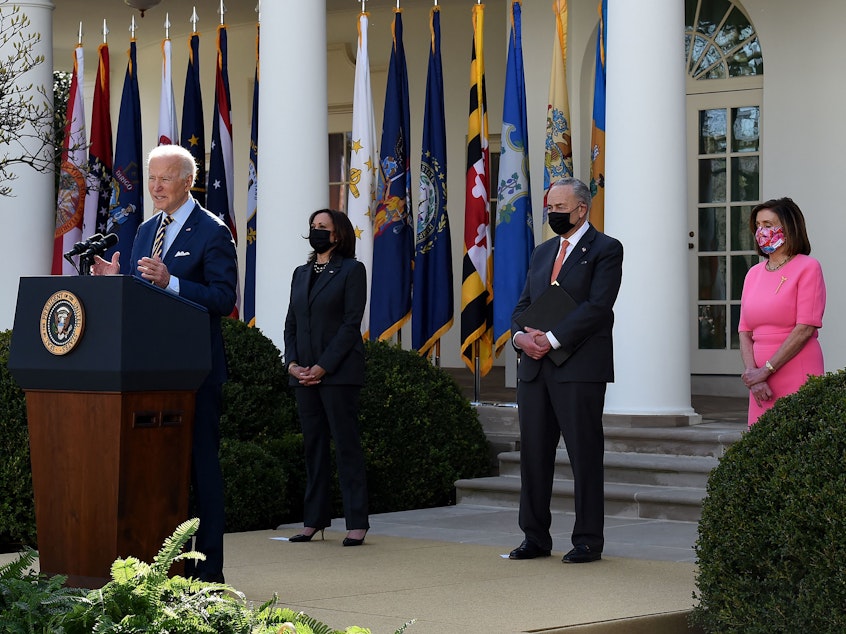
left=0, top=4, right=56, bottom=196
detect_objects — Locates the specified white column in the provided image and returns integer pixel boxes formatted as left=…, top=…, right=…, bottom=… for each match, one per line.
left=603, top=0, right=697, bottom=424
left=0, top=0, right=55, bottom=330
left=255, top=0, right=328, bottom=352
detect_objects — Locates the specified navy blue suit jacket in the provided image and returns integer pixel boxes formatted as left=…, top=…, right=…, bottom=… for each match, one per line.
left=284, top=254, right=366, bottom=387
left=511, top=224, right=623, bottom=383
left=131, top=203, right=238, bottom=385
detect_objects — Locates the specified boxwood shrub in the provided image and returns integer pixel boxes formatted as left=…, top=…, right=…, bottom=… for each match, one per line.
left=0, top=330, right=34, bottom=549
left=692, top=370, right=846, bottom=633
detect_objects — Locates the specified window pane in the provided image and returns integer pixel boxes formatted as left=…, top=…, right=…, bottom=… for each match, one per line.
left=699, top=304, right=727, bottom=349
left=328, top=184, right=344, bottom=211
left=699, top=158, right=726, bottom=203
left=717, top=7, right=752, bottom=53
left=699, top=256, right=726, bottom=300
left=730, top=304, right=741, bottom=350
left=731, top=156, right=759, bottom=201
left=328, top=133, right=346, bottom=183
left=689, top=35, right=707, bottom=72
left=699, top=109, right=727, bottom=154
left=731, top=254, right=757, bottom=301
left=698, top=207, right=725, bottom=252
left=732, top=107, right=759, bottom=152
left=729, top=37, right=762, bottom=77
left=696, top=0, right=732, bottom=36
left=730, top=205, right=756, bottom=251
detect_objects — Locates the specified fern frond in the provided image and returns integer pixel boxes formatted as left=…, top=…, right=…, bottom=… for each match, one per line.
left=110, top=557, right=143, bottom=584
left=151, top=518, right=200, bottom=577
left=0, top=548, right=37, bottom=580
left=393, top=619, right=416, bottom=634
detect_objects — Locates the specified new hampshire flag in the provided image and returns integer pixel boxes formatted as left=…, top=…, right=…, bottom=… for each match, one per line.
left=494, top=0, right=534, bottom=355
left=412, top=6, right=453, bottom=357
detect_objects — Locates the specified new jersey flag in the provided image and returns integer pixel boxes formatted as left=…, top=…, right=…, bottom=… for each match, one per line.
left=107, top=38, right=144, bottom=274
left=370, top=8, right=413, bottom=342
left=589, top=0, right=607, bottom=230
left=494, top=0, right=534, bottom=355
left=52, top=44, right=86, bottom=275
left=460, top=3, right=493, bottom=376
left=543, top=0, right=574, bottom=239
left=347, top=11, right=377, bottom=339
left=412, top=7, right=453, bottom=357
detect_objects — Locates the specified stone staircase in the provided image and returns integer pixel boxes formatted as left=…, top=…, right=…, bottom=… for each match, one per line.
left=456, top=403, right=744, bottom=522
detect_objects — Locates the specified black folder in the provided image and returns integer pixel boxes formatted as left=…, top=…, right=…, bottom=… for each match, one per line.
left=514, top=283, right=578, bottom=366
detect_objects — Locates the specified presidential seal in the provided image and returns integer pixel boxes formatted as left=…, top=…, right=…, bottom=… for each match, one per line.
left=40, top=291, right=85, bottom=355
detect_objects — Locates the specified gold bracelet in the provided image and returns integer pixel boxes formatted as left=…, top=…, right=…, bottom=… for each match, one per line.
left=765, top=360, right=775, bottom=373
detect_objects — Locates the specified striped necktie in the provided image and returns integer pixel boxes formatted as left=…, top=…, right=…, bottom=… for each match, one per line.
left=152, top=214, right=174, bottom=260
left=550, top=239, right=569, bottom=283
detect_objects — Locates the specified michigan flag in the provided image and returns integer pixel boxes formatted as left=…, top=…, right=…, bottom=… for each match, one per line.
left=208, top=23, right=239, bottom=318
left=412, top=6, right=453, bottom=357
left=244, top=25, right=259, bottom=327
left=589, top=0, right=607, bottom=230
left=543, top=0, right=574, bottom=239
left=52, top=44, right=86, bottom=275
left=460, top=3, right=493, bottom=376
left=158, top=35, right=178, bottom=145
left=108, top=37, right=143, bottom=274
left=494, top=0, right=534, bottom=355
left=347, top=11, right=377, bottom=339
left=84, top=42, right=113, bottom=243
left=180, top=31, right=206, bottom=206
left=370, top=8, right=413, bottom=342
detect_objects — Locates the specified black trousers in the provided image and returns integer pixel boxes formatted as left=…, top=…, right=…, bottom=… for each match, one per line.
left=296, top=384, right=369, bottom=530
left=516, top=362, right=606, bottom=552
left=190, top=381, right=225, bottom=581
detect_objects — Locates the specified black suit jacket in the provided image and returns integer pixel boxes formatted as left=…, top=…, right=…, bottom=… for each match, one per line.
left=511, top=224, right=623, bottom=383
left=131, top=203, right=238, bottom=385
left=284, top=254, right=366, bottom=386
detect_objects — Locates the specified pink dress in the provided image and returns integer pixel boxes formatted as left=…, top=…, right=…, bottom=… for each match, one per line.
left=738, top=254, right=826, bottom=426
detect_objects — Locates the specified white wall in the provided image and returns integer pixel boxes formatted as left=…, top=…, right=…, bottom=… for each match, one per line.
left=745, top=0, right=845, bottom=372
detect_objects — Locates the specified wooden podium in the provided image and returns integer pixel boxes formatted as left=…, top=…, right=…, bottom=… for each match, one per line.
left=8, top=276, right=211, bottom=588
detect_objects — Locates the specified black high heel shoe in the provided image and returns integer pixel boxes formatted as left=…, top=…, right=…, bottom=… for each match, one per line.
left=342, top=529, right=368, bottom=547
left=289, top=528, right=324, bottom=542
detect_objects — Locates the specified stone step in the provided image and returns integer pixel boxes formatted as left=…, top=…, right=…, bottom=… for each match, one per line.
left=455, top=475, right=705, bottom=522
left=497, top=450, right=718, bottom=489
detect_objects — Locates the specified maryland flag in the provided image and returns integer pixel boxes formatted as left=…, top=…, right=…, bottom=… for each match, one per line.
left=543, top=0, right=574, bottom=239
left=589, top=0, right=607, bottom=230
left=460, top=3, right=493, bottom=376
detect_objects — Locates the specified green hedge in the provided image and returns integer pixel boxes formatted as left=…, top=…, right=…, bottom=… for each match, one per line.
left=692, top=370, right=846, bottom=633
left=0, top=330, right=34, bottom=548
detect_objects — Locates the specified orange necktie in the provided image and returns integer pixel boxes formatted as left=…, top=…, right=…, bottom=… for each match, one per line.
left=550, top=239, right=569, bottom=283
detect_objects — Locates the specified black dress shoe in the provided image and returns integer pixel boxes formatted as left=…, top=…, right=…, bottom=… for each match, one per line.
left=508, top=540, right=551, bottom=560
left=562, top=544, right=601, bottom=563
left=289, top=528, right=325, bottom=542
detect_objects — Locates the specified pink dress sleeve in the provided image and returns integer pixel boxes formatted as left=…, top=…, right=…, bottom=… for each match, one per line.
left=795, top=257, right=825, bottom=327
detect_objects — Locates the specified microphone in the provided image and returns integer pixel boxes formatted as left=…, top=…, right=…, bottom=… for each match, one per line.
left=63, top=233, right=103, bottom=260
left=82, top=233, right=119, bottom=258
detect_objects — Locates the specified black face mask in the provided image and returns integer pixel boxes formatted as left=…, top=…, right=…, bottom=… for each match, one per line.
left=308, top=228, right=334, bottom=254
left=548, top=212, right=576, bottom=236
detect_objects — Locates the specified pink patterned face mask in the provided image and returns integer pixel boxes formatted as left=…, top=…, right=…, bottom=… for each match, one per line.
left=755, top=226, right=785, bottom=254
